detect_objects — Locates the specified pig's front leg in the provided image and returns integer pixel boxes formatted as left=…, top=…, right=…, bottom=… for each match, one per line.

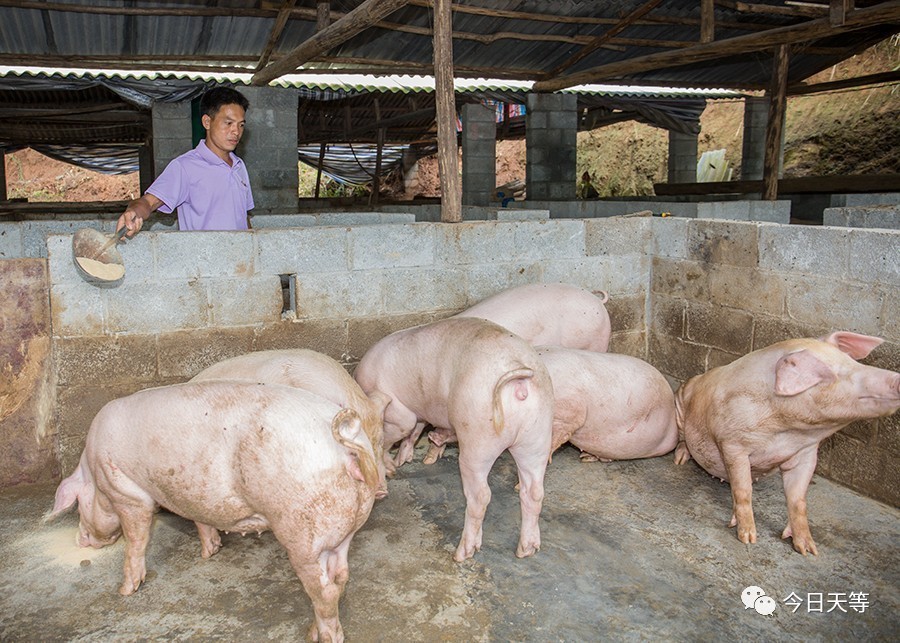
left=395, top=423, right=425, bottom=467
left=116, top=503, right=155, bottom=595
left=720, top=444, right=756, bottom=545
left=779, top=445, right=819, bottom=556
left=195, top=522, right=222, bottom=558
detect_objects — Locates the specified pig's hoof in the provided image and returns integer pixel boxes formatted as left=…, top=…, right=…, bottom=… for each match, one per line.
left=515, top=542, right=540, bottom=558
left=453, top=542, right=479, bottom=562
left=422, top=443, right=445, bottom=465
left=201, top=540, right=221, bottom=559
left=579, top=452, right=600, bottom=463
left=783, top=526, right=818, bottom=556
left=736, top=527, right=757, bottom=545
left=673, top=442, right=691, bottom=465
left=118, top=578, right=142, bottom=596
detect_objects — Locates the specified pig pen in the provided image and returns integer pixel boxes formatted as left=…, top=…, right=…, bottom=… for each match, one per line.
left=0, top=215, right=898, bottom=639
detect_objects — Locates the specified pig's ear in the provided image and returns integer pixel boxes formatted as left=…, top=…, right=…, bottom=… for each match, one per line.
left=774, top=350, right=836, bottom=396
left=819, top=332, right=884, bottom=360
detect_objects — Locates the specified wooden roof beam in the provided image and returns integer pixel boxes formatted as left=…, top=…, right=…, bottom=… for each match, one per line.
left=718, top=0, right=829, bottom=18
left=788, top=67, right=900, bottom=94
left=256, top=0, right=299, bottom=71
left=251, top=0, right=410, bottom=85
left=533, top=1, right=900, bottom=91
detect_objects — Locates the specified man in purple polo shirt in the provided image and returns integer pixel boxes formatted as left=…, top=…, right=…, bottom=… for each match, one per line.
left=116, top=87, right=254, bottom=234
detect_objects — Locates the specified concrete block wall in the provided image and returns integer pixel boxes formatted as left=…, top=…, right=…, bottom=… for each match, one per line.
left=3, top=216, right=897, bottom=508
left=520, top=199, right=790, bottom=223
left=45, top=218, right=651, bottom=474
left=0, top=259, right=57, bottom=487
left=649, top=217, right=899, bottom=505
left=0, top=212, right=413, bottom=258
left=823, top=204, right=900, bottom=229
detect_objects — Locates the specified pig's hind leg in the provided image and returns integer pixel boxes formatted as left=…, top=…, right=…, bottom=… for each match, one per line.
left=454, top=442, right=507, bottom=562
left=508, top=437, right=550, bottom=558
left=283, top=533, right=353, bottom=643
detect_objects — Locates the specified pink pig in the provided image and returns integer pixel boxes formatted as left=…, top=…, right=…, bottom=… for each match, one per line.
left=539, top=346, right=678, bottom=461
left=191, top=348, right=389, bottom=498
left=47, top=381, right=379, bottom=642
left=353, top=317, right=554, bottom=562
left=454, top=282, right=611, bottom=351
left=423, top=347, right=677, bottom=464
left=674, top=331, right=900, bottom=555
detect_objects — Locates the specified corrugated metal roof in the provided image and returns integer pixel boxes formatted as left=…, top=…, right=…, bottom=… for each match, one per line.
left=0, top=1, right=894, bottom=89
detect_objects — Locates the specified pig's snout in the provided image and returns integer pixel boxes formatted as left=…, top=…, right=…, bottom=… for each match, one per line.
left=77, top=523, right=120, bottom=548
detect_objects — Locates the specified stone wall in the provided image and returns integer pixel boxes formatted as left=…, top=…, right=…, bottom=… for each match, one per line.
left=649, top=218, right=899, bottom=505
left=2, top=216, right=897, bottom=507
left=45, top=219, right=650, bottom=474
left=0, top=259, right=57, bottom=486
left=823, top=204, right=900, bottom=229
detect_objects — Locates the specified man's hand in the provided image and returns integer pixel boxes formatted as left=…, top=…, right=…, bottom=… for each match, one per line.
left=117, top=194, right=163, bottom=236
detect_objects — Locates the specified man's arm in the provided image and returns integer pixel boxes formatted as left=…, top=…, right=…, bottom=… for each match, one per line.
left=116, top=193, right=164, bottom=236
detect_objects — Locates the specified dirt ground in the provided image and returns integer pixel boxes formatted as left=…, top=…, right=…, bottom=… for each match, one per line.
left=4, top=41, right=897, bottom=202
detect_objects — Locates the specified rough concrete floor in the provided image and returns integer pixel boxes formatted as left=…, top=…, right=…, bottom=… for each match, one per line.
left=1, top=443, right=897, bottom=641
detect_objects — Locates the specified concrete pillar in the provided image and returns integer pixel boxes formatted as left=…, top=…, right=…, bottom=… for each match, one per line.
left=741, top=96, right=784, bottom=181
left=667, top=130, right=698, bottom=183
left=461, top=103, right=496, bottom=206
left=239, top=86, right=299, bottom=214
left=525, top=93, right=578, bottom=201
left=151, top=101, right=193, bottom=179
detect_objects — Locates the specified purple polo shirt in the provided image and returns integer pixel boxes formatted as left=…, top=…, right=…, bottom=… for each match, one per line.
left=147, top=139, right=254, bottom=231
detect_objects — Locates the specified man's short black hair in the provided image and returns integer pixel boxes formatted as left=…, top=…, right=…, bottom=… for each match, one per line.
left=200, top=87, right=250, bottom=117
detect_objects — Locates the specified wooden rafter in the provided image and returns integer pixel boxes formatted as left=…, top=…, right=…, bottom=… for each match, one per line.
left=256, top=0, right=299, bottom=71
left=533, top=1, right=900, bottom=91
left=251, top=0, right=410, bottom=84
left=718, top=0, right=829, bottom=18
left=788, top=67, right=900, bottom=94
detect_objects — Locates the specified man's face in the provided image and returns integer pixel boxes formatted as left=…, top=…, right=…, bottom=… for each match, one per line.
left=203, top=103, right=246, bottom=161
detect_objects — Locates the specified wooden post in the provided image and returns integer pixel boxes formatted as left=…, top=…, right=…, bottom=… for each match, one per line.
left=763, top=45, right=789, bottom=201
left=434, top=0, right=461, bottom=222
left=372, top=97, right=383, bottom=205
left=830, top=0, right=854, bottom=26
left=373, top=128, right=384, bottom=206
left=700, top=0, right=715, bottom=43
left=314, top=142, right=326, bottom=199
left=317, top=1, right=331, bottom=30
left=0, top=147, right=6, bottom=201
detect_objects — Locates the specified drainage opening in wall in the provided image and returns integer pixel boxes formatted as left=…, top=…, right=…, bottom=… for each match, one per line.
left=280, top=274, right=296, bottom=318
